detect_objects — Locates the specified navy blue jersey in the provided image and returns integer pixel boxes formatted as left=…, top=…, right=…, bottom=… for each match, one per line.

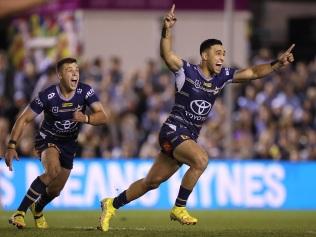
left=167, top=60, right=236, bottom=136
left=30, top=82, right=99, bottom=140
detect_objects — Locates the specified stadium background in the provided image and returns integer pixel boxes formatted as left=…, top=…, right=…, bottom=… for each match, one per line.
left=0, top=0, right=316, bottom=219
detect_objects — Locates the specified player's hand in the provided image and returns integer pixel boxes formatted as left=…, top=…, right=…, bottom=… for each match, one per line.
left=73, top=110, right=87, bottom=123
left=5, top=148, right=19, bottom=171
left=274, top=44, right=295, bottom=69
left=163, top=4, right=177, bottom=29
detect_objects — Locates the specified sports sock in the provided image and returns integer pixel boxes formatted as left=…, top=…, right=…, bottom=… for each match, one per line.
left=112, top=190, right=129, bottom=209
left=35, top=190, right=55, bottom=213
left=17, top=176, right=47, bottom=212
left=175, top=185, right=192, bottom=207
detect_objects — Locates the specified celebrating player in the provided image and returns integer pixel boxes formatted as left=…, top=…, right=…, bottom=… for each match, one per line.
left=5, top=57, right=108, bottom=229
left=98, top=4, right=295, bottom=231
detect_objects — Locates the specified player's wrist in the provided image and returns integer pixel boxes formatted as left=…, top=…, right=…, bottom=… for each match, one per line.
left=7, top=140, right=17, bottom=150
left=270, top=59, right=281, bottom=71
left=161, top=26, right=171, bottom=38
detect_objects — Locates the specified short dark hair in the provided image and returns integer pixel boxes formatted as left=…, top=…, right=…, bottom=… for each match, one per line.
left=56, top=57, right=77, bottom=72
left=200, top=39, right=223, bottom=56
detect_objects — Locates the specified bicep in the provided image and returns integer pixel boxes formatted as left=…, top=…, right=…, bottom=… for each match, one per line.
left=163, top=52, right=183, bottom=72
left=18, top=106, right=38, bottom=123
left=89, top=101, right=106, bottom=113
left=89, top=102, right=110, bottom=121
left=233, top=68, right=255, bottom=83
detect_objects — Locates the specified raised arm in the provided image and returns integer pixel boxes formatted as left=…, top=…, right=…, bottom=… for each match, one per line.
left=233, top=44, right=295, bottom=83
left=5, top=106, right=38, bottom=171
left=160, top=4, right=183, bottom=72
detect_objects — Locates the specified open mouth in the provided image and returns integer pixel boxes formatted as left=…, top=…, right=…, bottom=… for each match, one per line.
left=70, top=78, right=78, bottom=87
left=215, top=63, right=223, bottom=71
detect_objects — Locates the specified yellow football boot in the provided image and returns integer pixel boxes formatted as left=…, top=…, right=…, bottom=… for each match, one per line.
left=98, top=198, right=117, bottom=231
left=9, top=211, right=26, bottom=229
left=30, top=202, right=48, bottom=229
left=170, top=206, right=198, bottom=225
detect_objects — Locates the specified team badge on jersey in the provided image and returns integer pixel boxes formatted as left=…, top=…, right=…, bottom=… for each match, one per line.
left=194, top=80, right=201, bottom=89
left=52, top=106, right=59, bottom=113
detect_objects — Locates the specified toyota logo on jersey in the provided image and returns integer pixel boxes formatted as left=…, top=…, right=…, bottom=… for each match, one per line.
left=190, top=100, right=212, bottom=116
left=54, top=120, right=78, bottom=130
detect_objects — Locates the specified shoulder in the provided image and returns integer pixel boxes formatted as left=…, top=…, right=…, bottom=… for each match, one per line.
left=31, top=84, right=56, bottom=109
left=40, top=84, right=56, bottom=94
left=215, top=67, right=237, bottom=84
left=179, top=60, right=199, bottom=73
left=38, top=84, right=57, bottom=100
left=77, top=82, right=94, bottom=92
left=182, top=60, right=197, bottom=69
left=77, top=82, right=97, bottom=99
left=218, top=67, right=237, bottom=78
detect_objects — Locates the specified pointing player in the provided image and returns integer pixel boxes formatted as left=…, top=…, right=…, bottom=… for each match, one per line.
left=98, top=4, right=294, bottom=231
left=5, top=57, right=108, bottom=229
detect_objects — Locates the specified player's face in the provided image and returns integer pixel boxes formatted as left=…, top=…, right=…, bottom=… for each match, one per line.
left=59, top=63, right=79, bottom=91
left=205, top=44, right=225, bottom=74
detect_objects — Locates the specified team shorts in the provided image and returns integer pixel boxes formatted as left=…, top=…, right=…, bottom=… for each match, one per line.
left=34, top=132, right=78, bottom=170
left=158, top=120, right=198, bottom=158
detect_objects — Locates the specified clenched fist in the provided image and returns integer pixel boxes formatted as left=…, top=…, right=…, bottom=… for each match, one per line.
left=73, top=110, right=88, bottom=123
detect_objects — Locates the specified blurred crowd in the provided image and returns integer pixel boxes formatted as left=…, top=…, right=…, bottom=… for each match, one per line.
left=1, top=11, right=314, bottom=161
left=1, top=47, right=316, bottom=161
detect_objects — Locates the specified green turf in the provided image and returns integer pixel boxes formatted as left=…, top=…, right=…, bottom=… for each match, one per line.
left=1, top=210, right=316, bottom=237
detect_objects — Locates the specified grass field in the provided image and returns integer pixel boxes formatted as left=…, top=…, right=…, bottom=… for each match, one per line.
left=1, top=210, right=316, bottom=237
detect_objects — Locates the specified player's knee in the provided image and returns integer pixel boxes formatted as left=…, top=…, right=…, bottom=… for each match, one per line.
left=192, top=153, right=208, bottom=172
left=46, top=166, right=61, bottom=181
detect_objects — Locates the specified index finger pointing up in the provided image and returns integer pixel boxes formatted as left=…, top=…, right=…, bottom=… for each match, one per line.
left=170, top=4, right=175, bottom=14
left=286, top=44, right=295, bottom=53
